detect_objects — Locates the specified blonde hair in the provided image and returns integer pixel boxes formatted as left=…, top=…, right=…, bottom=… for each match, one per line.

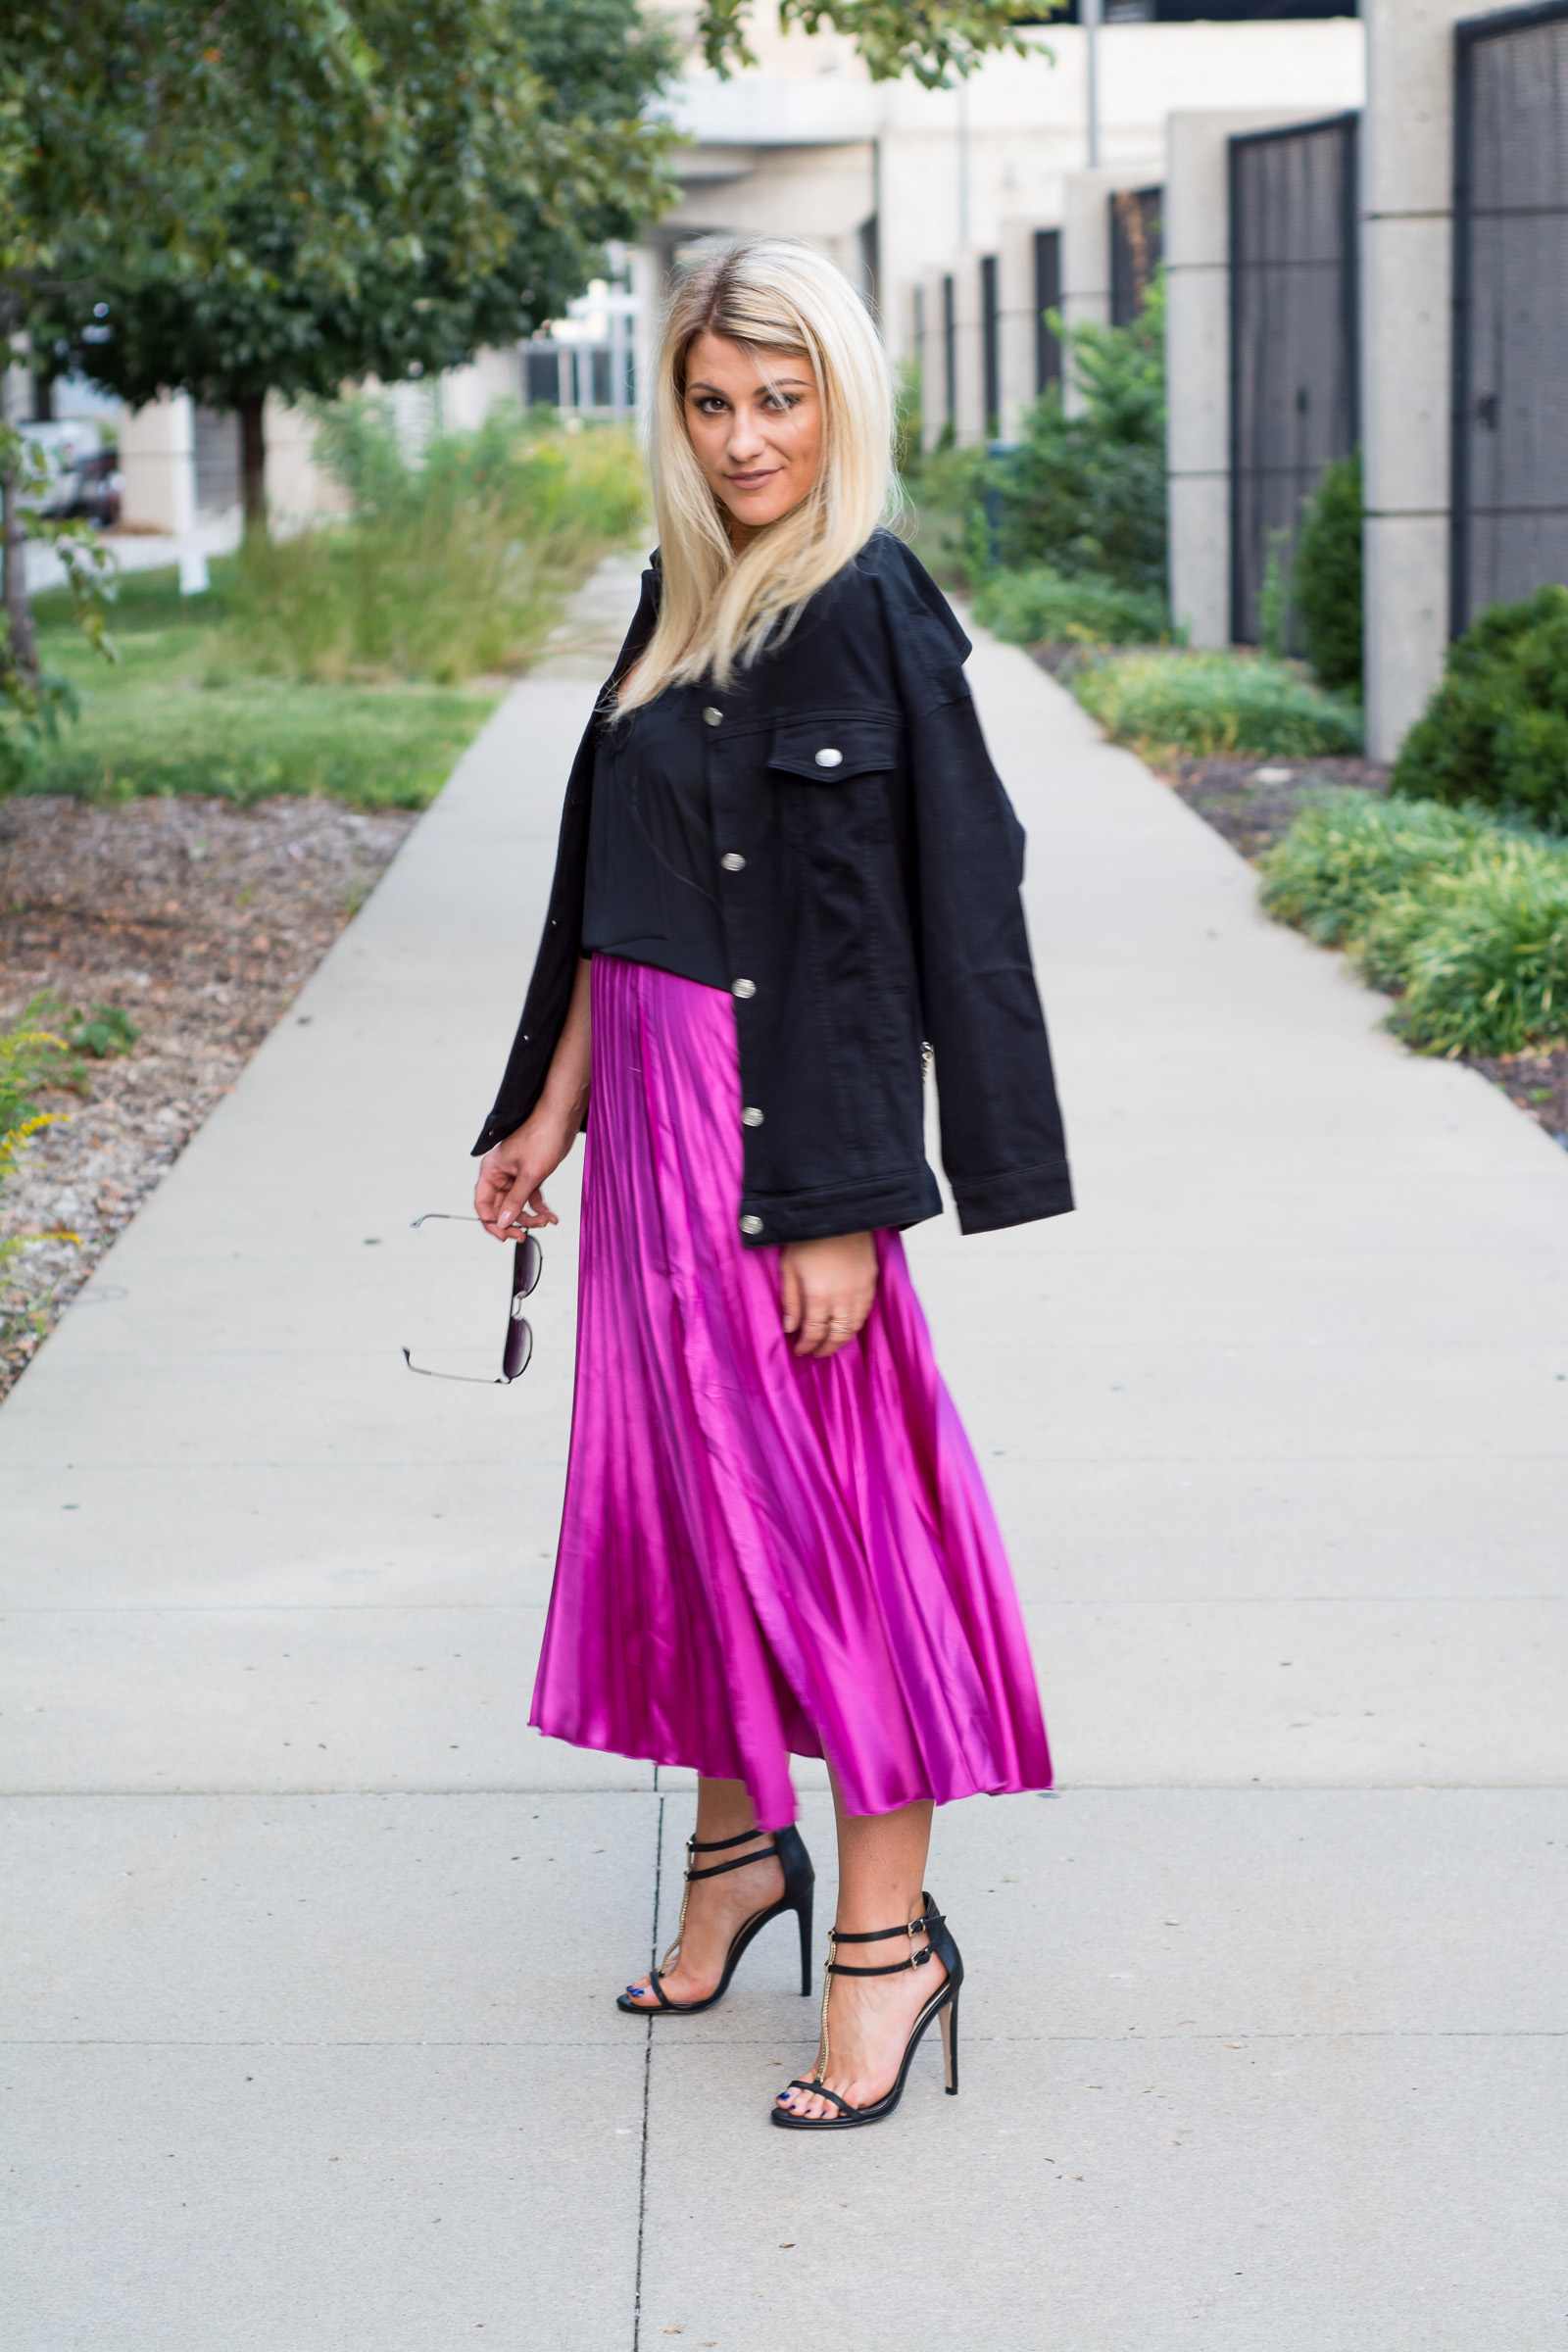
left=618, top=237, right=897, bottom=712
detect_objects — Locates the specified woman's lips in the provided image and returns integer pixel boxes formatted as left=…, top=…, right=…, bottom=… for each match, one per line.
left=726, top=468, right=782, bottom=490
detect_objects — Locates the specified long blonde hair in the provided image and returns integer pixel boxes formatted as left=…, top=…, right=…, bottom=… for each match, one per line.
left=618, top=237, right=897, bottom=712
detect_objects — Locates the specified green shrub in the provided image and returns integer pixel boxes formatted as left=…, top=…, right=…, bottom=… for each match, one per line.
left=1257, top=794, right=1490, bottom=944
left=971, top=564, right=1171, bottom=649
left=1393, top=583, right=1568, bottom=826
left=1293, top=449, right=1363, bottom=694
left=1073, top=650, right=1362, bottom=758
left=990, top=278, right=1166, bottom=596
left=223, top=400, right=648, bottom=686
left=1259, top=792, right=1568, bottom=1054
left=0, top=995, right=84, bottom=1189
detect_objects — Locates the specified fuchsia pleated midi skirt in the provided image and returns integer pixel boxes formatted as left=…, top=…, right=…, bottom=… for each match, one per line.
left=529, top=954, right=1052, bottom=1830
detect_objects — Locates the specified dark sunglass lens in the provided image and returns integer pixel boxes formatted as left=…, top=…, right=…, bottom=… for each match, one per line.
left=503, top=1312, right=533, bottom=1381
left=513, top=1232, right=543, bottom=1298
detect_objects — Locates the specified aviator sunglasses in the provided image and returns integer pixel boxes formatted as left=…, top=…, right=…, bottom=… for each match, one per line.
left=401, top=1212, right=542, bottom=1385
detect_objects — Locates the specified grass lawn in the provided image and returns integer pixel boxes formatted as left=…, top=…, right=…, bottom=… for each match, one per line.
left=26, top=561, right=500, bottom=810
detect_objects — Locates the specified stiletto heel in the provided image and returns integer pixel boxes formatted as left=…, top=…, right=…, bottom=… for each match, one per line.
left=617, top=1821, right=814, bottom=2017
left=770, top=1891, right=963, bottom=2131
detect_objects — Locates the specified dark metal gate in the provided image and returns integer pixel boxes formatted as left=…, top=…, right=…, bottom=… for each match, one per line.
left=1228, top=114, right=1358, bottom=645
left=1450, top=0, right=1568, bottom=633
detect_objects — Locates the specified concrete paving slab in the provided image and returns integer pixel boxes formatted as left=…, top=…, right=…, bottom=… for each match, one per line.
left=0, top=1792, right=661, bottom=2045
left=4, top=2042, right=645, bottom=2352
left=0, top=1605, right=652, bottom=1793
left=0, top=1460, right=569, bottom=1608
left=637, top=2033, right=1566, bottom=2352
left=1028, top=1595, right=1568, bottom=1785
left=989, top=1451, right=1568, bottom=1603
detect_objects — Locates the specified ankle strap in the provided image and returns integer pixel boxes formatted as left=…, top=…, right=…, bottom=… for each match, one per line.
left=824, top=1904, right=942, bottom=1979
left=687, top=1828, right=771, bottom=1854
left=685, top=1837, right=779, bottom=1884
left=827, top=1905, right=941, bottom=1946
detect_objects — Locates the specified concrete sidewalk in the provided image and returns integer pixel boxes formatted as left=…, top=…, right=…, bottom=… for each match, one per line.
left=4, top=559, right=1564, bottom=2350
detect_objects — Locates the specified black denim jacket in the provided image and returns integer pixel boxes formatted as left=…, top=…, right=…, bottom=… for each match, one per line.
left=473, top=529, right=1072, bottom=1245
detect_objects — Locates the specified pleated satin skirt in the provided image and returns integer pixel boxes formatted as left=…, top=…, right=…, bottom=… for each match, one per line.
left=529, top=954, right=1053, bottom=1830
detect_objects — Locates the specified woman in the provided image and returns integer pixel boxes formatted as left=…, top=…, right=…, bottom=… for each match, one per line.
left=472, top=238, right=1071, bottom=2131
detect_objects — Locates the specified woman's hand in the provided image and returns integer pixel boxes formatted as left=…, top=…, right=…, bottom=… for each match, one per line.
left=780, top=1231, right=878, bottom=1358
left=473, top=1106, right=578, bottom=1238
left=473, top=956, right=593, bottom=1240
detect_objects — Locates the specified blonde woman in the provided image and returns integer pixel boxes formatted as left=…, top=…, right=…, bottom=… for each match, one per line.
left=473, top=238, right=1071, bottom=2131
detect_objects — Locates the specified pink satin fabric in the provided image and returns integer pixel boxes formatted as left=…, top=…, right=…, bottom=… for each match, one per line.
left=529, top=954, right=1052, bottom=1830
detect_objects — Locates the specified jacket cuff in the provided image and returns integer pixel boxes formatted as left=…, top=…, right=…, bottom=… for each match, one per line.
left=953, top=1163, right=1074, bottom=1235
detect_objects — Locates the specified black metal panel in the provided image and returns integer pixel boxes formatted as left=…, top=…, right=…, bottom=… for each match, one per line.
left=942, top=273, right=956, bottom=432
left=1034, top=229, right=1062, bottom=393
left=1109, top=188, right=1162, bottom=326
left=1451, top=0, right=1568, bottom=634
left=1228, top=113, right=1359, bottom=645
left=980, top=255, right=1001, bottom=434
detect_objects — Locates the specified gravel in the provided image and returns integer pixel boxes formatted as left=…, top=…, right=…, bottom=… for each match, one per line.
left=1, top=793, right=416, bottom=1397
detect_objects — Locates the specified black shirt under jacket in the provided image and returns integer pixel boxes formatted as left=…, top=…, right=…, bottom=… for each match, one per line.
left=472, top=528, right=1073, bottom=1247
left=581, top=680, right=731, bottom=992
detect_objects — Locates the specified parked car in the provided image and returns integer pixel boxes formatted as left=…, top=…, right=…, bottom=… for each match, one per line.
left=19, top=419, right=122, bottom=527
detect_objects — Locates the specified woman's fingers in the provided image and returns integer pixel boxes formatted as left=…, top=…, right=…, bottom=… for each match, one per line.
left=792, top=1283, right=875, bottom=1357
left=780, top=1252, right=803, bottom=1336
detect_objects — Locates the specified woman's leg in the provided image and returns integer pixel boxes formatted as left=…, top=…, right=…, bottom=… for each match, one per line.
left=774, top=1783, right=941, bottom=2120
left=622, top=1774, right=785, bottom=2007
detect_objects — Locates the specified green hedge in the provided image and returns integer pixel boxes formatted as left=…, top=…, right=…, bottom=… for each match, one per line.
left=1260, top=792, right=1568, bottom=1055
left=1073, top=650, right=1362, bottom=759
left=1294, top=449, right=1363, bottom=695
left=1393, top=583, right=1568, bottom=827
left=970, top=564, right=1171, bottom=649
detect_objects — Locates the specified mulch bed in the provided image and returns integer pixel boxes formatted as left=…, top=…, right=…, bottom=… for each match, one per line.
left=1, top=794, right=416, bottom=1399
left=1154, top=748, right=1568, bottom=1152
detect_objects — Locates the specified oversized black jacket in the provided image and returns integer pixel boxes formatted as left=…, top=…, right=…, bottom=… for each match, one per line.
left=473, top=528, right=1072, bottom=1245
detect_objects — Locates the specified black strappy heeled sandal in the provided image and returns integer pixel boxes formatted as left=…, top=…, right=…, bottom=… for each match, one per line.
left=616, top=1824, right=814, bottom=2017
left=770, top=1891, right=962, bottom=2130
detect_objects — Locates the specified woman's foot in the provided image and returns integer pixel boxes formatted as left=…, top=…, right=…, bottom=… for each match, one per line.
left=774, top=1916, right=946, bottom=2119
left=622, top=1828, right=785, bottom=2009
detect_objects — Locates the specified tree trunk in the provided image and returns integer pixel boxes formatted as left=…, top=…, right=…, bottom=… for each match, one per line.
left=238, top=397, right=268, bottom=533
left=1, top=458, right=39, bottom=694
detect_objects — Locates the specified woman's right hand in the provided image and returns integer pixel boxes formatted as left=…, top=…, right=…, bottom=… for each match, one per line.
left=473, top=1109, right=577, bottom=1239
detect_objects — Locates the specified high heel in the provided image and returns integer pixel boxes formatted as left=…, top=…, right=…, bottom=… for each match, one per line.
left=617, top=1823, right=814, bottom=2016
left=770, top=1891, right=962, bottom=2130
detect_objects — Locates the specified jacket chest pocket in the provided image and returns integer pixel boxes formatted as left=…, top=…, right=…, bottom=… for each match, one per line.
left=764, top=717, right=901, bottom=787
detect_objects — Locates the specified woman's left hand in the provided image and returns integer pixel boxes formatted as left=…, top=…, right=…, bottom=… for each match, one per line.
left=779, top=1232, right=878, bottom=1358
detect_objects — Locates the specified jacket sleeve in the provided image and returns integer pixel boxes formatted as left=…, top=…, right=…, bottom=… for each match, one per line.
left=876, top=554, right=1073, bottom=1232
left=470, top=565, right=661, bottom=1156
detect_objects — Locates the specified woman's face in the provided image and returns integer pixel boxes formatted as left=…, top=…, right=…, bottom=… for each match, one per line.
left=682, top=330, right=823, bottom=546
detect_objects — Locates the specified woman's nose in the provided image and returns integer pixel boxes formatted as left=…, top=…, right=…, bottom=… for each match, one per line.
left=726, top=408, right=767, bottom=460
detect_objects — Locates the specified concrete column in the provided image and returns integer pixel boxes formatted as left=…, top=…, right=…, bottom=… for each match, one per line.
left=995, top=218, right=1060, bottom=442
left=1165, top=109, right=1344, bottom=648
left=1360, top=0, right=1517, bottom=760
left=118, top=394, right=196, bottom=535
left=952, top=248, right=988, bottom=446
left=1060, top=163, right=1162, bottom=415
left=262, top=396, right=351, bottom=530
left=918, top=267, right=954, bottom=452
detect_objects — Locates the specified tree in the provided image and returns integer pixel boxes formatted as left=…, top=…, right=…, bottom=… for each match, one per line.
left=39, top=0, right=680, bottom=526
left=695, top=0, right=1048, bottom=88
left=991, top=277, right=1167, bottom=595
left=2, top=1, right=399, bottom=699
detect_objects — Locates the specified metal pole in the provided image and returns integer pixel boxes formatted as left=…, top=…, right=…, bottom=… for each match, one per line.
left=1083, top=0, right=1102, bottom=171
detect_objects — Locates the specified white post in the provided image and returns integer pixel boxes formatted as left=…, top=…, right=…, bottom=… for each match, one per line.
left=1083, top=0, right=1102, bottom=171
left=117, top=393, right=196, bottom=536
left=1360, top=0, right=1518, bottom=761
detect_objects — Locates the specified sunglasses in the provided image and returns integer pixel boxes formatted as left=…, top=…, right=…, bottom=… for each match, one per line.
left=401, top=1212, right=542, bottom=1385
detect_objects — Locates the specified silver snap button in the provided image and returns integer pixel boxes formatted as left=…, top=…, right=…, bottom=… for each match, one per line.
left=813, top=747, right=843, bottom=768
left=721, top=851, right=746, bottom=872
left=704, top=707, right=723, bottom=727
left=731, top=978, right=756, bottom=1000
left=742, top=1105, right=763, bottom=1127
left=739, top=1213, right=763, bottom=1236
